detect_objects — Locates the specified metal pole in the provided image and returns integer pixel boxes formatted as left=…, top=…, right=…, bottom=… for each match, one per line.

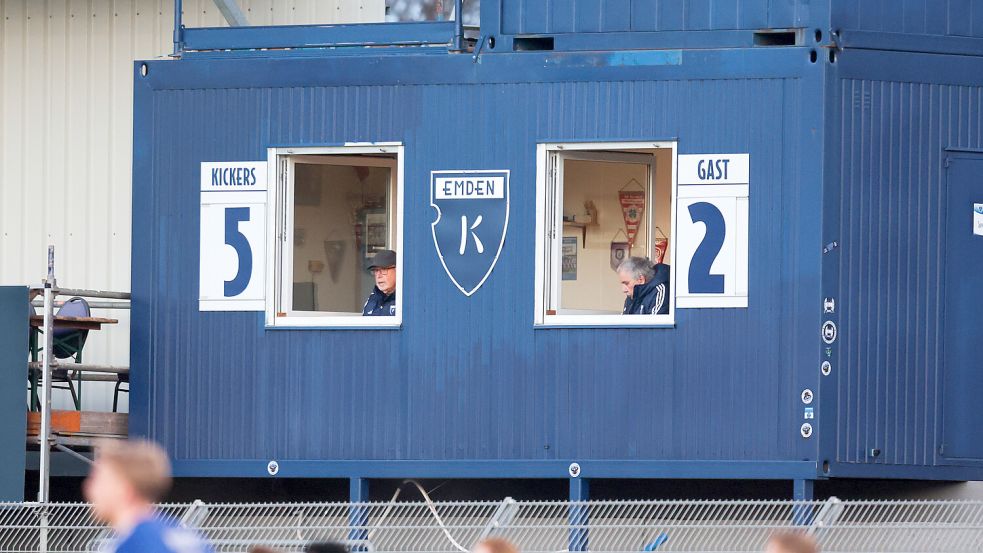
left=173, top=0, right=184, bottom=56
left=38, top=246, right=56, bottom=503
left=451, top=0, right=465, bottom=52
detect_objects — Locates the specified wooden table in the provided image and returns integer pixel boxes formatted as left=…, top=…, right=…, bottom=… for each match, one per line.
left=29, top=315, right=118, bottom=331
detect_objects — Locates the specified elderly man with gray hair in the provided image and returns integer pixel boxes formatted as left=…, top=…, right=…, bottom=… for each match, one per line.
left=617, top=256, right=670, bottom=315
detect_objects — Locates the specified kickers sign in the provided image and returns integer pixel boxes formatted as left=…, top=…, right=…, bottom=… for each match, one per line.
left=430, top=170, right=510, bottom=296
left=675, top=154, right=750, bottom=308
left=199, top=161, right=267, bottom=311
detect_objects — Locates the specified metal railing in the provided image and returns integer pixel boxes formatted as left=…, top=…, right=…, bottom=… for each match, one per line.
left=3, top=499, right=983, bottom=553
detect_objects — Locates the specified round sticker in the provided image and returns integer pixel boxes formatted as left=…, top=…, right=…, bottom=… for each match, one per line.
left=821, top=361, right=832, bottom=376
left=801, top=389, right=814, bottom=404
left=800, top=423, right=813, bottom=438
left=568, top=462, right=582, bottom=478
left=267, top=460, right=280, bottom=476
left=821, top=321, right=837, bottom=344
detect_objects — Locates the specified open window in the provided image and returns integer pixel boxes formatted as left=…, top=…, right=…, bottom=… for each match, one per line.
left=535, top=142, right=676, bottom=326
left=266, top=145, right=403, bottom=328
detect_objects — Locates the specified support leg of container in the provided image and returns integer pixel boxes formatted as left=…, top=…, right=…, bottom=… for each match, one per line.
left=568, top=478, right=589, bottom=552
left=792, top=479, right=815, bottom=525
left=349, top=477, right=370, bottom=550
left=793, top=479, right=814, bottom=501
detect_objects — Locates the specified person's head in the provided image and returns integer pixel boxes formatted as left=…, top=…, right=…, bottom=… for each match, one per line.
left=472, top=538, right=519, bottom=553
left=83, top=439, right=172, bottom=525
left=617, top=256, right=656, bottom=298
left=367, top=249, right=397, bottom=295
left=305, top=542, right=349, bottom=553
left=765, top=532, right=818, bottom=553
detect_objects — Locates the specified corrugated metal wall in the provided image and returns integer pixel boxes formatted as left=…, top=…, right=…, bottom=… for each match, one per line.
left=0, top=0, right=382, bottom=412
left=132, top=52, right=821, bottom=467
left=832, top=0, right=983, bottom=39
left=833, top=74, right=983, bottom=467
left=500, top=0, right=824, bottom=35
left=500, top=0, right=983, bottom=41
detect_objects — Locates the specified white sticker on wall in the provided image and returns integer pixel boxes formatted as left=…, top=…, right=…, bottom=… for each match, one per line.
left=675, top=154, right=750, bottom=308
left=199, top=162, right=267, bottom=311
left=677, top=154, right=750, bottom=185
left=974, top=203, right=983, bottom=236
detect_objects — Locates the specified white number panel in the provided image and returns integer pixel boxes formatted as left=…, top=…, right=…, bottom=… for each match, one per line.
left=199, top=162, right=267, bottom=311
left=675, top=154, right=750, bottom=308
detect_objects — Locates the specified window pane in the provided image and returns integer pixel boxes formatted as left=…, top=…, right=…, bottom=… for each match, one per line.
left=291, top=162, right=392, bottom=314
left=559, top=159, right=651, bottom=314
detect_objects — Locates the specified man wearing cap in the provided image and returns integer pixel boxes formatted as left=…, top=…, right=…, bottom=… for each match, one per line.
left=362, top=249, right=397, bottom=316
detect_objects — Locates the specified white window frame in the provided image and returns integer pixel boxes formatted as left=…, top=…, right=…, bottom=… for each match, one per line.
left=534, top=141, right=677, bottom=327
left=265, top=143, right=404, bottom=329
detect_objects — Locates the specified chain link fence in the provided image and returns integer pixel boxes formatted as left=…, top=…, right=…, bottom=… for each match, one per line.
left=2, top=499, right=983, bottom=553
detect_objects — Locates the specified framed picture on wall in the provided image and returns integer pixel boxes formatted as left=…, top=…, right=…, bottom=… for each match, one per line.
left=562, top=237, right=578, bottom=280
left=363, top=209, right=388, bottom=258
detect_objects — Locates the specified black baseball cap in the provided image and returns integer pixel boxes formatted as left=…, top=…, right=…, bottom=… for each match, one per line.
left=366, top=249, right=397, bottom=270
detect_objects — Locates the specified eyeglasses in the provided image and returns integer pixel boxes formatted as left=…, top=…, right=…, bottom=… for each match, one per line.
left=371, top=266, right=395, bottom=275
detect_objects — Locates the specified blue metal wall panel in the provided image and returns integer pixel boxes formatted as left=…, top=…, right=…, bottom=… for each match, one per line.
left=132, top=51, right=824, bottom=475
left=832, top=0, right=983, bottom=39
left=830, top=52, right=983, bottom=469
left=500, top=0, right=822, bottom=35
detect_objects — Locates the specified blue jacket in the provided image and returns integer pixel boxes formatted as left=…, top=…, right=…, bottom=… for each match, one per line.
left=362, top=286, right=396, bottom=316
left=622, top=264, right=670, bottom=315
left=113, top=518, right=213, bottom=553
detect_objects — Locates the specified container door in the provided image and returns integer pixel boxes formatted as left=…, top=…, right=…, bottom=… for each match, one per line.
left=941, top=154, right=983, bottom=461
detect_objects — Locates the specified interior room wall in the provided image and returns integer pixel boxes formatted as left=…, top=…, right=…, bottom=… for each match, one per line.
left=293, top=164, right=389, bottom=313
left=560, top=150, right=672, bottom=312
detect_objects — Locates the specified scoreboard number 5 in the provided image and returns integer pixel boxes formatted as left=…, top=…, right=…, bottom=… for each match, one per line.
left=223, top=207, right=253, bottom=297
left=199, top=161, right=268, bottom=311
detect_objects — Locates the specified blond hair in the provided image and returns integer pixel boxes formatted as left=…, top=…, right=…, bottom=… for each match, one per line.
left=96, top=439, right=172, bottom=502
left=767, top=532, right=818, bottom=553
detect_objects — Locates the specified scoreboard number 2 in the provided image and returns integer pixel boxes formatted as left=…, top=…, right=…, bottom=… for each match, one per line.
left=676, top=154, right=750, bottom=309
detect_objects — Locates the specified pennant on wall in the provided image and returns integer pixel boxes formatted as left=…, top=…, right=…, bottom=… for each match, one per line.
left=610, top=228, right=631, bottom=270
left=653, top=227, right=668, bottom=263
left=618, top=181, right=646, bottom=246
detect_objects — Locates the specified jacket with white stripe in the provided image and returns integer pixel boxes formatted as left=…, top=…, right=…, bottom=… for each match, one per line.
left=622, top=263, right=670, bottom=315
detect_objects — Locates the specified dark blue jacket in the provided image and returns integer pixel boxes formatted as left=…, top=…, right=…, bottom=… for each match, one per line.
left=113, top=518, right=213, bottom=553
left=622, top=264, right=670, bottom=315
left=362, top=286, right=396, bottom=316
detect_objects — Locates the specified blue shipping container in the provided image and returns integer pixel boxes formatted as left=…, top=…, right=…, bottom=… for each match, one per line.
left=130, top=0, right=983, bottom=498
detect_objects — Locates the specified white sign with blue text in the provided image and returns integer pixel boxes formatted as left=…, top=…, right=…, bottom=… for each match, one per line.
left=431, top=170, right=510, bottom=296
left=199, top=162, right=267, bottom=311
left=675, top=154, right=750, bottom=308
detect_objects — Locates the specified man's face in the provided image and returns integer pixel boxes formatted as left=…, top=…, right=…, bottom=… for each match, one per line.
left=618, top=270, right=646, bottom=298
left=83, top=460, right=132, bottom=523
left=373, top=266, right=396, bottom=295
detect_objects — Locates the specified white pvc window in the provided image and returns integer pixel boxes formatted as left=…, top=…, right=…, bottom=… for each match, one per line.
left=266, top=145, right=403, bottom=328
left=534, top=142, right=677, bottom=327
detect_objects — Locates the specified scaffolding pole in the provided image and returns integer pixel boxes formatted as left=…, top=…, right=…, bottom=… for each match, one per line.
left=38, top=246, right=56, bottom=503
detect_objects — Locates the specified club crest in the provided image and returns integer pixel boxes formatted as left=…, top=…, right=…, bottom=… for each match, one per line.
left=430, top=170, right=510, bottom=296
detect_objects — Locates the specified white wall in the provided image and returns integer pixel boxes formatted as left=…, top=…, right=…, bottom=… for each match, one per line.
left=0, top=0, right=383, bottom=411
